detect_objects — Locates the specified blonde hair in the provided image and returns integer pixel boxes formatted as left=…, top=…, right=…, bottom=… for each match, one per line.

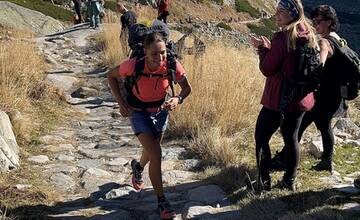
left=282, top=0, right=318, bottom=51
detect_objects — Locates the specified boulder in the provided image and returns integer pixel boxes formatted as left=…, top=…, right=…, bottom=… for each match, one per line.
left=0, top=2, right=64, bottom=36
left=0, top=111, right=20, bottom=171
left=46, top=74, right=80, bottom=94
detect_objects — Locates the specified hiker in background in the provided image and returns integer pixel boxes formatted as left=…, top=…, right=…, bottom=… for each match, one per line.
left=156, top=0, right=170, bottom=24
left=251, top=0, right=318, bottom=191
left=117, top=1, right=137, bottom=55
left=107, top=33, right=191, bottom=219
left=88, top=0, right=103, bottom=28
left=73, top=0, right=82, bottom=24
left=117, top=1, right=137, bottom=37
left=271, top=5, right=346, bottom=174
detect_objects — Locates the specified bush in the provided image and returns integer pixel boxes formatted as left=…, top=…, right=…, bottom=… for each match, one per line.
left=247, top=16, right=277, bottom=39
left=104, top=1, right=117, bottom=12
left=235, top=0, right=261, bottom=18
left=2, top=0, right=73, bottom=21
left=196, top=0, right=224, bottom=5
left=216, top=22, right=232, bottom=31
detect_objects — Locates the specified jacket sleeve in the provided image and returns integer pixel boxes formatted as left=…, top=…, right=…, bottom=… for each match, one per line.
left=258, top=33, right=286, bottom=77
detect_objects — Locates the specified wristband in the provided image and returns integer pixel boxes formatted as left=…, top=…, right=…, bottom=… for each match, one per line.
left=175, top=95, right=183, bottom=104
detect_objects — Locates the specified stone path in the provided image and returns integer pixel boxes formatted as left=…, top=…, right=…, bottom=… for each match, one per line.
left=31, top=23, right=237, bottom=219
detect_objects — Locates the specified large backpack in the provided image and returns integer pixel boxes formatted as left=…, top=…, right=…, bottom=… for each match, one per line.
left=280, top=40, right=322, bottom=112
left=327, top=36, right=360, bottom=100
left=125, top=20, right=177, bottom=109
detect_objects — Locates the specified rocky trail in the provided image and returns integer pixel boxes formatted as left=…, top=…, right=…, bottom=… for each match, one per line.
left=29, top=23, right=238, bottom=220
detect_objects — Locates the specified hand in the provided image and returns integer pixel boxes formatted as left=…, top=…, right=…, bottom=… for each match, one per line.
left=119, top=102, right=132, bottom=117
left=250, top=35, right=263, bottom=48
left=261, top=36, right=271, bottom=49
left=163, top=97, right=179, bottom=111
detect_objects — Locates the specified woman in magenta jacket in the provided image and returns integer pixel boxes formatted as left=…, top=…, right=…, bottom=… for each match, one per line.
left=251, top=0, right=318, bottom=191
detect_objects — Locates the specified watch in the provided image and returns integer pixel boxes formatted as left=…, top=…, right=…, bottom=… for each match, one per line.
left=176, top=95, right=183, bottom=104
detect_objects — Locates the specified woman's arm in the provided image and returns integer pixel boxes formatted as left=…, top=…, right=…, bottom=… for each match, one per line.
left=258, top=33, right=286, bottom=77
left=107, top=66, right=131, bottom=117
left=319, top=38, right=333, bottom=65
left=164, top=77, right=191, bottom=111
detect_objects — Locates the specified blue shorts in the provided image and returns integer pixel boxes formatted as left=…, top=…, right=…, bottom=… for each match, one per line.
left=129, top=109, right=169, bottom=138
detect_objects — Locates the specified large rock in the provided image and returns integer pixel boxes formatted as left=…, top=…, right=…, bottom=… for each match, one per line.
left=187, top=185, right=227, bottom=204
left=182, top=202, right=215, bottom=219
left=0, top=2, right=64, bottom=36
left=0, top=111, right=20, bottom=171
left=334, top=118, right=360, bottom=138
left=46, top=74, right=80, bottom=94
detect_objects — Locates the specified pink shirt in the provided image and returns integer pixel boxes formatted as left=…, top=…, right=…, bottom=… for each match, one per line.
left=118, top=58, right=185, bottom=102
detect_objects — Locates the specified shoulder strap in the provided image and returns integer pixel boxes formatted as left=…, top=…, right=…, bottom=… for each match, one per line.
left=166, top=51, right=177, bottom=97
left=133, top=57, right=145, bottom=94
left=326, top=36, right=342, bottom=51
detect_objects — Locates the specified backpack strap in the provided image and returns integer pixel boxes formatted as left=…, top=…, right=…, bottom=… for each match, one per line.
left=167, top=55, right=177, bottom=97
left=326, top=35, right=342, bottom=51
left=133, top=57, right=146, bottom=94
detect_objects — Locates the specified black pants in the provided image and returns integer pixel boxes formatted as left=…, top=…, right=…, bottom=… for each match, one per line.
left=73, top=0, right=82, bottom=24
left=298, top=109, right=334, bottom=160
left=157, top=11, right=169, bottom=24
left=255, top=107, right=304, bottom=182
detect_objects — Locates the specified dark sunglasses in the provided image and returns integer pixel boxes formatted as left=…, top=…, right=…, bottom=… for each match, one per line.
left=312, top=18, right=327, bottom=25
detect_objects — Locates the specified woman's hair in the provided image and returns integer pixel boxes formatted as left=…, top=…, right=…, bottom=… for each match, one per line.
left=143, top=32, right=165, bottom=49
left=282, top=0, right=318, bottom=51
left=310, top=5, right=339, bottom=32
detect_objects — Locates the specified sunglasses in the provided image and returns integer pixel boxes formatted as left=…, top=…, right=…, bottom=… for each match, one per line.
left=312, top=18, right=326, bottom=25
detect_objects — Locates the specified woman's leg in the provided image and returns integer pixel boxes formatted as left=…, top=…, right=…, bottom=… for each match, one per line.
left=312, top=115, right=334, bottom=172
left=137, top=133, right=164, bottom=197
left=139, top=134, right=163, bottom=168
left=280, top=111, right=305, bottom=188
left=297, top=110, right=315, bottom=142
left=89, top=2, right=95, bottom=27
left=255, top=107, right=281, bottom=189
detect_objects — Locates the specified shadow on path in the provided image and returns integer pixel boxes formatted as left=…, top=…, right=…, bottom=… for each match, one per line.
left=45, top=23, right=91, bottom=38
left=5, top=166, right=256, bottom=219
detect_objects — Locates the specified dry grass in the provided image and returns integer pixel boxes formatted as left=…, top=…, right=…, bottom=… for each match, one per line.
left=99, top=23, right=128, bottom=68
left=0, top=27, right=66, bottom=218
left=0, top=28, right=64, bottom=144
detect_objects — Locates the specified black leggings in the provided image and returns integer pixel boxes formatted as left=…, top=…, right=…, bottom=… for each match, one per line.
left=157, top=11, right=169, bottom=24
left=298, top=110, right=334, bottom=160
left=255, top=107, right=304, bottom=181
left=73, top=0, right=82, bottom=24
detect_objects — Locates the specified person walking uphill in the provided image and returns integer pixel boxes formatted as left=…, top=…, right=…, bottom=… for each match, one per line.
left=107, top=33, right=191, bottom=219
left=88, top=0, right=104, bottom=28
left=156, top=0, right=170, bottom=24
left=251, top=0, right=318, bottom=191
left=117, top=1, right=137, bottom=35
left=271, top=5, right=347, bottom=173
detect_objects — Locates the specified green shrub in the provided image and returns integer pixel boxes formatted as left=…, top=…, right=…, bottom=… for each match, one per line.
left=247, top=16, right=277, bottom=39
left=104, top=1, right=117, bottom=11
left=216, top=22, right=232, bottom=31
left=235, top=0, right=260, bottom=18
left=2, top=0, right=73, bottom=21
left=212, top=0, right=224, bottom=5
left=197, top=0, right=224, bottom=5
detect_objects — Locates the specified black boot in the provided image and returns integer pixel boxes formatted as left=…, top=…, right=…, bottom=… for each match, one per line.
left=277, top=178, right=296, bottom=191
left=270, top=149, right=286, bottom=172
left=312, top=158, right=333, bottom=172
left=258, top=158, right=271, bottom=191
